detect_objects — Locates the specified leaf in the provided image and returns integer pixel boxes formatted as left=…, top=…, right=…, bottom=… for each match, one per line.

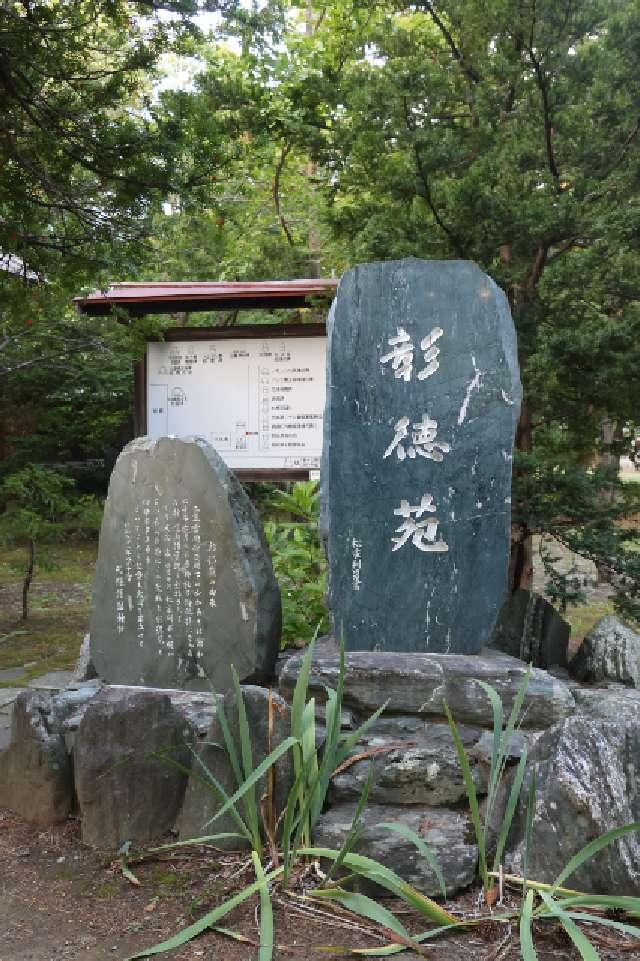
left=444, top=699, right=486, bottom=888
left=550, top=823, right=640, bottom=895
left=539, top=894, right=599, bottom=961
left=311, top=889, right=411, bottom=939
left=378, top=822, right=446, bottom=899
left=299, top=847, right=457, bottom=927
left=148, top=833, right=246, bottom=853
left=519, top=889, right=538, bottom=961
left=555, top=894, right=640, bottom=916
left=492, top=746, right=528, bottom=873
left=252, top=852, right=274, bottom=961
left=121, top=861, right=140, bottom=886
left=125, top=866, right=284, bottom=959
left=206, top=737, right=299, bottom=827
left=231, top=667, right=260, bottom=849
left=348, top=919, right=487, bottom=957
left=324, top=765, right=374, bottom=884
left=557, top=912, right=640, bottom=940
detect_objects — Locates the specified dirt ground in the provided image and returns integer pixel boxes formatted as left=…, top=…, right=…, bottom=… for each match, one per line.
left=2, top=809, right=638, bottom=961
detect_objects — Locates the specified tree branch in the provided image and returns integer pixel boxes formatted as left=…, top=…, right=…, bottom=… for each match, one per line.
left=403, top=100, right=467, bottom=258
left=413, top=1, right=481, bottom=83
left=526, top=45, right=560, bottom=184
left=273, top=142, right=295, bottom=247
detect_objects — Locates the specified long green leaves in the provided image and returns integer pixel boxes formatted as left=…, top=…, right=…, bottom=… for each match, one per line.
left=539, top=894, right=599, bottom=961
left=444, top=667, right=532, bottom=893
left=378, top=822, right=446, bottom=899
left=125, top=866, right=284, bottom=960
left=444, top=699, right=487, bottom=887
left=519, top=889, right=537, bottom=961
left=550, top=822, right=640, bottom=894
left=252, top=851, right=274, bottom=961
left=300, top=847, right=457, bottom=928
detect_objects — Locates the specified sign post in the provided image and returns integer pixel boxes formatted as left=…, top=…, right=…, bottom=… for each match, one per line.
left=75, top=280, right=336, bottom=480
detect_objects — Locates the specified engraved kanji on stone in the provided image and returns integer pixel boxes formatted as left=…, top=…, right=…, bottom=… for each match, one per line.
left=391, top=494, right=448, bottom=553
left=380, top=327, right=414, bottom=382
left=417, top=327, right=444, bottom=380
left=383, top=413, right=450, bottom=462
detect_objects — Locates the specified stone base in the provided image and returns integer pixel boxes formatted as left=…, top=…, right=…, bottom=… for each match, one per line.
left=1, top=644, right=639, bottom=898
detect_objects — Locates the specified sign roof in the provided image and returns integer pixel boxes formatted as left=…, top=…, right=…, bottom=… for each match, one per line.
left=75, top=279, right=338, bottom=317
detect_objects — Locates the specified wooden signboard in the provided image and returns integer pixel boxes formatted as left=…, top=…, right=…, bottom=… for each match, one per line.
left=136, top=324, right=326, bottom=480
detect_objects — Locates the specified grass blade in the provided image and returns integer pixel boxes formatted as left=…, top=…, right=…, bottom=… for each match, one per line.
left=300, top=847, right=457, bottom=927
left=519, top=889, right=538, bottom=961
left=206, top=737, right=299, bottom=826
left=231, top=667, right=261, bottom=849
left=125, top=866, right=284, bottom=959
left=444, top=699, right=486, bottom=888
left=378, top=822, right=446, bottom=899
left=217, top=700, right=243, bottom=787
left=252, top=852, right=274, bottom=961
left=492, top=746, right=528, bottom=873
left=476, top=680, right=503, bottom=825
left=337, top=702, right=388, bottom=765
left=556, top=913, right=640, bottom=940
left=555, top=894, right=640, bottom=916
left=539, top=894, right=599, bottom=961
left=324, top=765, right=374, bottom=884
left=349, top=919, right=490, bottom=956
left=312, top=888, right=411, bottom=939
left=550, top=822, right=640, bottom=895
left=149, top=833, right=246, bottom=852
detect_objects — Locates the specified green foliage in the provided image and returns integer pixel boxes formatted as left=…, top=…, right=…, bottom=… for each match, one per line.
left=263, top=482, right=330, bottom=647
left=444, top=669, right=530, bottom=893
left=514, top=450, right=640, bottom=621
left=0, top=465, right=102, bottom=617
left=0, top=466, right=102, bottom=545
left=134, top=635, right=455, bottom=959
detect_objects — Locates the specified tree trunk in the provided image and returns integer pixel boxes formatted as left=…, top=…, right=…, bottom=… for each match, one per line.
left=22, top=536, right=35, bottom=620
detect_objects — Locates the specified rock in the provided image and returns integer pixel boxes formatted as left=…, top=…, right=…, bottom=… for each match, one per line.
left=321, top=258, right=521, bottom=653
left=312, top=803, right=477, bottom=897
left=0, top=691, right=72, bottom=825
left=279, top=649, right=575, bottom=729
left=488, top=590, right=569, bottom=669
left=73, top=634, right=98, bottom=682
left=570, top=616, right=640, bottom=687
left=177, top=685, right=293, bottom=845
left=331, top=733, right=485, bottom=806
left=471, top=729, right=531, bottom=767
left=573, top=684, right=640, bottom=723
left=57, top=683, right=221, bottom=746
left=90, top=436, right=281, bottom=692
left=505, top=715, right=640, bottom=894
left=0, top=688, right=22, bottom=751
left=74, top=687, right=195, bottom=848
left=26, top=670, right=75, bottom=691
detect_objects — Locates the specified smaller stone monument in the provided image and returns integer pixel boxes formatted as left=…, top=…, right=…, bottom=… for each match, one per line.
left=90, top=436, right=281, bottom=691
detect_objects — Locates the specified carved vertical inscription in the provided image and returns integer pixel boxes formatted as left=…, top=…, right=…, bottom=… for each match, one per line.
left=113, top=495, right=216, bottom=676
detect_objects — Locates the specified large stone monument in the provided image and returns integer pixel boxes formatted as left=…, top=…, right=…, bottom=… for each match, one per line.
left=90, top=436, right=281, bottom=690
left=322, top=259, right=521, bottom=653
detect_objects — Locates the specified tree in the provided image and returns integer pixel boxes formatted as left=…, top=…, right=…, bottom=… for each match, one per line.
left=280, top=0, right=640, bottom=612
left=0, top=0, right=204, bottom=279
left=0, top=466, right=102, bottom=619
left=149, top=21, right=348, bottom=289
left=0, top=1, right=206, bottom=478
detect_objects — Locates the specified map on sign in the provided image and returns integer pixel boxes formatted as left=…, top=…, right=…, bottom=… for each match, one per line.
left=146, top=336, right=326, bottom=470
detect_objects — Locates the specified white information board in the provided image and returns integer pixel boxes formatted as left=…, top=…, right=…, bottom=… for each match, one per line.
left=146, top=335, right=326, bottom=471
